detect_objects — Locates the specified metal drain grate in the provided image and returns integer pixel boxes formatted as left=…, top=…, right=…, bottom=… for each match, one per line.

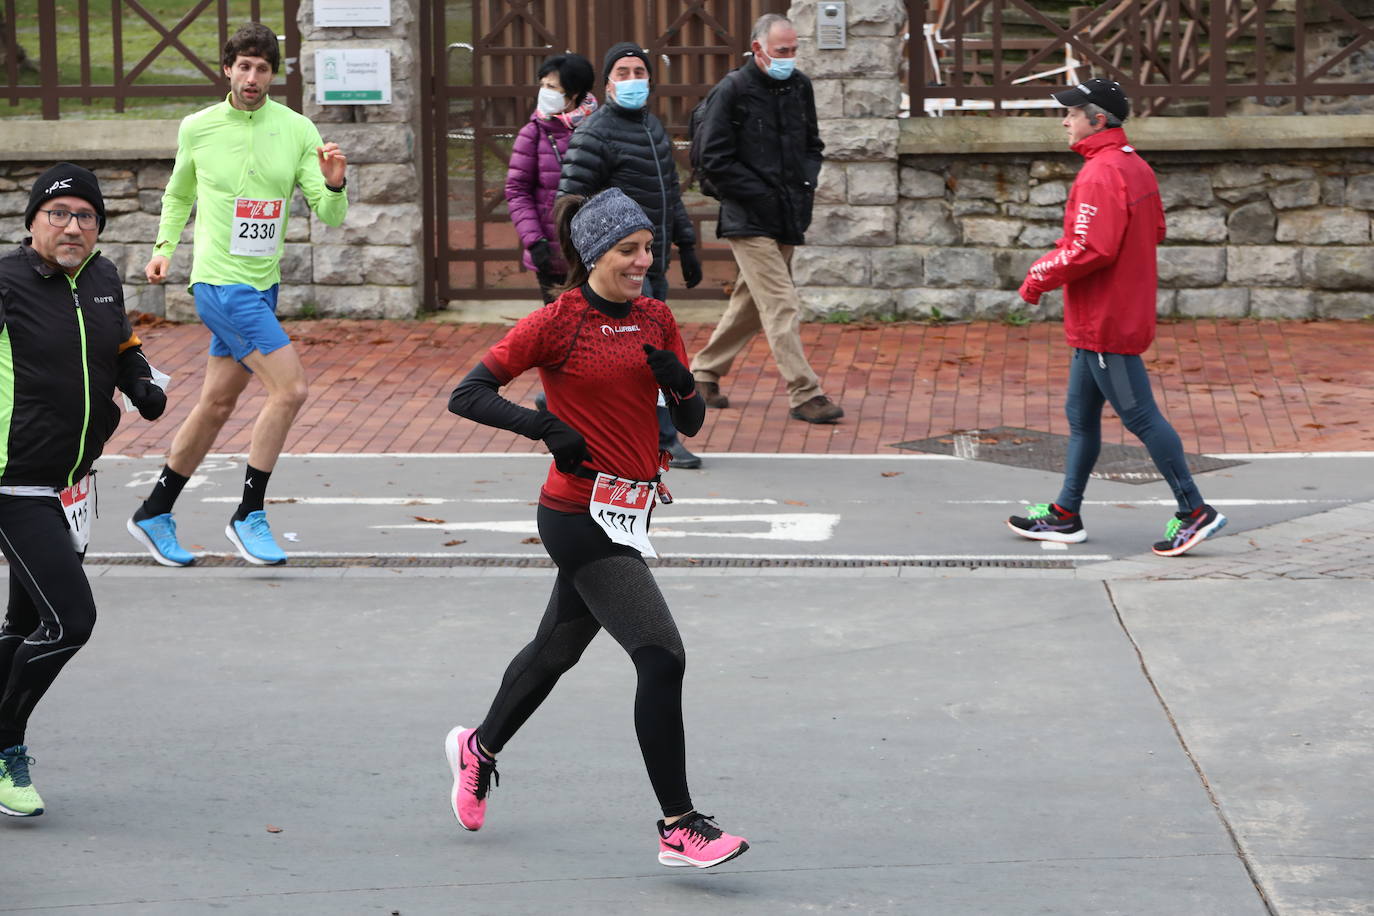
left=65, top=555, right=1080, bottom=570
left=892, top=426, right=1243, bottom=483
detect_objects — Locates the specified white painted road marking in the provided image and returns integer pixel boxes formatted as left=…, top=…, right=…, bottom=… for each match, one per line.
left=374, top=513, right=842, bottom=542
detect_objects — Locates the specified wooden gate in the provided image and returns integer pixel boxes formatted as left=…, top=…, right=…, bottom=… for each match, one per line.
left=419, top=0, right=787, bottom=307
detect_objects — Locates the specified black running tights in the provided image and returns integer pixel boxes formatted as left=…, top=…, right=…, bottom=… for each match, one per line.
left=477, top=505, right=691, bottom=817
left=0, top=495, right=97, bottom=750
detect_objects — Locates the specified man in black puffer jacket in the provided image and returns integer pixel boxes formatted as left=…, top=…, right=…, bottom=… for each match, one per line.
left=557, top=41, right=705, bottom=469
left=689, top=14, right=843, bottom=425
left=0, top=163, right=166, bottom=819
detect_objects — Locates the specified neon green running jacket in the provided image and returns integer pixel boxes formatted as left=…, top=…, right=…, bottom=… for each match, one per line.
left=154, top=94, right=348, bottom=291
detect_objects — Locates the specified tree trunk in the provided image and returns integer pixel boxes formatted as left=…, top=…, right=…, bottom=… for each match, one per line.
left=0, top=13, right=37, bottom=74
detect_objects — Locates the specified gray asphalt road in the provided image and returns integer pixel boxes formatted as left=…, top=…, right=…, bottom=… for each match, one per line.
left=2, top=452, right=1370, bottom=914
left=89, top=451, right=1374, bottom=565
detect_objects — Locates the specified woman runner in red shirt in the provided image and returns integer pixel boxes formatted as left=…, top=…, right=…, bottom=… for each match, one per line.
left=444, top=187, right=748, bottom=869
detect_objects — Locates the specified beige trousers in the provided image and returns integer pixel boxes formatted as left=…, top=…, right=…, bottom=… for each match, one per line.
left=689, top=236, right=822, bottom=408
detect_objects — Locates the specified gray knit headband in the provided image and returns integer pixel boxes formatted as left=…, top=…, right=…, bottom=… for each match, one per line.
left=569, top=187, right=654, bottom=268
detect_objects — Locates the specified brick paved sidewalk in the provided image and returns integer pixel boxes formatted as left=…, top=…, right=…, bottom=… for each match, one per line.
left=106, top=317, right=1374, bottom=457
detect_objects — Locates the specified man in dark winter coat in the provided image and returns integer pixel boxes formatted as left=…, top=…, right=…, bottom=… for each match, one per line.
left=557, top=40, right=705, bottom=468
left=0, top=163, right=166, bottom=818
left=689, top=14, right=842, bottom=424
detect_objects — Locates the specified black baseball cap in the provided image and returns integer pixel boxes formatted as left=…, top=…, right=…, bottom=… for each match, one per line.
left=1051, top=78, right=1130, bottom=121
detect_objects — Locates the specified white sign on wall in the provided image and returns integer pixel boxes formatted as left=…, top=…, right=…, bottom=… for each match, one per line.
left=316, top=49, right=392, bottom=105
left=314, top=0, right=391, bottom=28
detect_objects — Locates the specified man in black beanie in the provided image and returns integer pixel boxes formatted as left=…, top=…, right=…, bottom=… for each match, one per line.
left=558, top=40, right=705, bottom=469
left=23, top=161, right=108, bottom=240
left=0, top=163, right=166, bottom=818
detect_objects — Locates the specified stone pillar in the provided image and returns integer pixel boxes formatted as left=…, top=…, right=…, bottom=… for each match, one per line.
left=788, top=0, right=905, bottom=319
left=296, top=0, right=423, bottom=318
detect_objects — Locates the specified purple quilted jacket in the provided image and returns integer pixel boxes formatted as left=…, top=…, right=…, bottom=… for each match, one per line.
left=505, top=109, right=573, bottom=273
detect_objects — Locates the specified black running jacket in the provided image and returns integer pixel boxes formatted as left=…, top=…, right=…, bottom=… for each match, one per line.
left=0, top=242, right=152, bottom=487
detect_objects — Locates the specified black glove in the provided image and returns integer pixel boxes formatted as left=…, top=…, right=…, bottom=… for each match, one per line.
left=642, top=343, right=695, bottom=398
left=528, top=239, right=553, bottom=274
left=129, top=378, right=166, bottom=421
left=678, top=245, right=702, bottom=289
left=532, top=410, right=587, bottom=474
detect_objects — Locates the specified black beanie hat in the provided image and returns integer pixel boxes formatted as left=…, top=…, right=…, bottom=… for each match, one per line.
left=25, top=162, right=107, bottom=233
left=602, top=41, right=652, bottom=83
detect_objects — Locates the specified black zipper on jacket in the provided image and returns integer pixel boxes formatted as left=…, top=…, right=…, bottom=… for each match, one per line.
left=643, top=119, right=672, bottom=273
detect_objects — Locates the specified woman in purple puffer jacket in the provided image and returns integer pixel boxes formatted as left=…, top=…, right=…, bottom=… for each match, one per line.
left=505, top=53, right=597, bottom=303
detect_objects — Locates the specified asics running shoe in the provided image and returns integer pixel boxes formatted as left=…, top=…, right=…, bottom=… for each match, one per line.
left=127, top=511, right=195, bottom=566
left=0, top=745, right=44, bottom=817
left=1152, top=504, right=1228, bottom=557
left=225, top=510, right=287, bottom=565
left=1007, top=502, right=1086, bottom=543
left=657, top=812, right=749, bottom=868
left=444, top=726, right=498, bottom=831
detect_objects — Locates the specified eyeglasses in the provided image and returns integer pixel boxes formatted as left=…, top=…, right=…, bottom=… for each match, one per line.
left=39, top=208, right=98, bottom=230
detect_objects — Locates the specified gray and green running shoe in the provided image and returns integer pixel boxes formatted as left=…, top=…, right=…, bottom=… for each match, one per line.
left=0, top=745, right=44, bottom=817
left=1007, top=502, right=1086, bottom=543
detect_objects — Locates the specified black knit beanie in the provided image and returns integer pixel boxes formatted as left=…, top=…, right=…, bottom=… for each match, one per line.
left=25, top=162, right=107, bottom=233
left=602, top=41, right=652, bottom=83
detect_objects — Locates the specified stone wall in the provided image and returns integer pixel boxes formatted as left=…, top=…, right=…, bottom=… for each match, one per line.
left=0, top=0, right=423, bottom=320
left=787, top=0, right=1374, bottom=323
left=793, top=147, right=1374, bottom=322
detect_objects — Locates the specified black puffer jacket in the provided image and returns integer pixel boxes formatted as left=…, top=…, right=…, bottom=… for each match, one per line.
left=557, top=101, right=695, bottom=282
left=694, top=62, right=824, bottom=244
left=0, top=243, right=151, bottom=488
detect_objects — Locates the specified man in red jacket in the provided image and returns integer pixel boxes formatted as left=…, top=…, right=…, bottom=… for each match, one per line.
left=1009, top=79, right=1226, bottom=557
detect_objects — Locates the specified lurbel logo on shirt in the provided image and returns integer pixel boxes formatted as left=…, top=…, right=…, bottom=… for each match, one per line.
left=600, top=324, right=641, bottom=336
left=92, top=296, right=116, bottom=303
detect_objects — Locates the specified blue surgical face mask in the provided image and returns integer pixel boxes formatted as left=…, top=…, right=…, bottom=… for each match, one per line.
left=613, top=78, right=649, bottom=110
left=761, top=51, right=796, bottom=81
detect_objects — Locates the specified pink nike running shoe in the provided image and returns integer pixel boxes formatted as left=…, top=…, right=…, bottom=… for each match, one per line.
left=444, top=726, right=498, bottom=831
left=657, top=812, right=749, bottom=868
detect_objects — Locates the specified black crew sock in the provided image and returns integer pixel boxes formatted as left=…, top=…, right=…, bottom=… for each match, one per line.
left=136, top=465, right=191, bottom=519
left=233, top=465, right=272, bottom=521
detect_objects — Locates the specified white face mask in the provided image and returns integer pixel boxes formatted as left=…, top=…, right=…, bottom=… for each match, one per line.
left=537, top=86, right=565, bottom=117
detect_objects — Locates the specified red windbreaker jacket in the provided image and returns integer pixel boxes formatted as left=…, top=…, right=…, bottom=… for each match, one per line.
left=1019, top=128, right=1166, bottom=355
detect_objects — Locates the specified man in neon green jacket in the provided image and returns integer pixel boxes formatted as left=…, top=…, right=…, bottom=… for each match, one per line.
left=129, top=22, right=348, bottom=567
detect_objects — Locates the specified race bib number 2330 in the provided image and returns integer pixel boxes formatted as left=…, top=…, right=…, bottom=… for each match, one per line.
left=230, top=197, right=285, bottom=256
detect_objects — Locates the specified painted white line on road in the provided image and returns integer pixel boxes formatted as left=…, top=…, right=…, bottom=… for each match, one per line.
left=198, top=496, right=780, bottom=506
left=948, top=498, right=1344, bottom=506
left=84, top=550, right=1114, bottom=562
left=1039, top=541, right=1069, bottom=551
left=1207, top=452, right=1374, bottom=459
left=373, top=513, right=842, bottom=542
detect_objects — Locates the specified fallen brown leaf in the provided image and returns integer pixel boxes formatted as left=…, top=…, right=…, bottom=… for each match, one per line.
left=266, top=825, right=283, bottom=834
left=1303, top=423, right=1327, bottom=429
left=521, top=537, right=541, bottom=544
left=443, top=539, right=466, bottom=547
left=784, top=499, right=808, bottom=506
left=880, top=471, right=903, bottom=478
left=412, top=515, right=446, bottom=524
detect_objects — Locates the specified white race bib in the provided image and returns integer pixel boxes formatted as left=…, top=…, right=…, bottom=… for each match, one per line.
left=589, top=473, right=657, bottom=558
left=58, top=475, right=93, bottom=553
left=229, top=197, right=285, bottom=256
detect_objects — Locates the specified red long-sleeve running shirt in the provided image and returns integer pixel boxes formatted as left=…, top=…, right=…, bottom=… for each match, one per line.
left=481, top=287, right=691, bottom=512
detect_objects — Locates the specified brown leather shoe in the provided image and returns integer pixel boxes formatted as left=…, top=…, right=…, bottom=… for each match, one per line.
left=695, top=380, right=729, bottom=409
left=789, top=395, right=844, bottom=424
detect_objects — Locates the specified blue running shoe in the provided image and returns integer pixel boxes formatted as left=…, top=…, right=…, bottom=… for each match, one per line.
left=225, top=510, right=287, bottom=565
left=127, top=512, right=195, bottom=566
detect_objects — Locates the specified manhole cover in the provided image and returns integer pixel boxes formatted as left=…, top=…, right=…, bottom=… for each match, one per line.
left=891, top=426, right=1244, bottom=484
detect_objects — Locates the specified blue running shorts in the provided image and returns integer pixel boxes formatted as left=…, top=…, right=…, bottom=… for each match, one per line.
left=193, top=283, right=289, bottom=363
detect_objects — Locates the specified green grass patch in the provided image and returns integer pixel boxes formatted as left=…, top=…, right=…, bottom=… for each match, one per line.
left=3, top=1, right=295, bottom=119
